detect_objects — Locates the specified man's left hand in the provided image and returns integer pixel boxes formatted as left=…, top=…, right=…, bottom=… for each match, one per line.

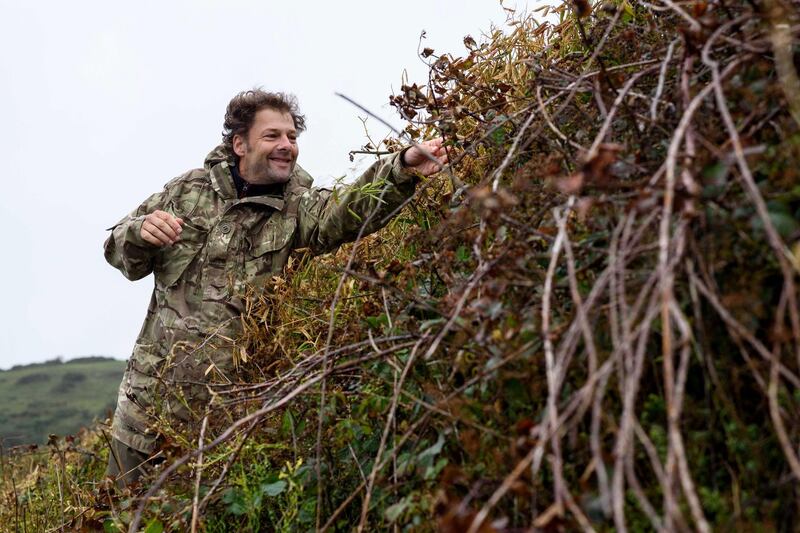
left=402, top=138, right=449, bottom=177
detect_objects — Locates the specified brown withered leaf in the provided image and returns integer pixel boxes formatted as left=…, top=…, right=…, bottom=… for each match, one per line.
left=435, top=491, right=499, bottom=533
left=582, top=143, right=623, bottom=185
left=576, top=197, right=595, bottom=221
left=692, top=0, right=708, bottom=17
left=515, top=417, right=535, bottom=436
left=361, top=300, right=380, bottom=316
left=629, top=189, right=658, bottom=212
left=538, top=226, right=558, bottom=236
left=572, top=0, right=591, bottom=17
left=459, top=428, right=481, bottom=456
left=440, top=464, right=468, bottom=489
left=469, top=185, right=491, bottom=200
left=386, top=258, right=404, bottom=274
left=557, top=172, right=585, bottom=195
left=544, top=154, right=564, bottom=176
left=422, top=47, right=435, bottom=58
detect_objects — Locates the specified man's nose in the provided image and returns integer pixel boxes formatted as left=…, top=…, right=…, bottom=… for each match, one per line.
left=276, top=135, right=293, bottom=150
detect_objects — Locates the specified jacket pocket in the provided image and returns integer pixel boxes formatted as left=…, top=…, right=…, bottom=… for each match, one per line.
left=245, top=216, right=296, bottom=278
left=154, top=219, right=208, bottom=289
left=249, top=216, right=296, bottom=256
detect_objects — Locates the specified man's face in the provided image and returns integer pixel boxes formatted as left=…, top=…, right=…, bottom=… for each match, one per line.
left=233, top=108, right=299, bottom=185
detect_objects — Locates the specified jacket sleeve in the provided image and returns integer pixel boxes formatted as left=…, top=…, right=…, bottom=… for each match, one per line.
left=295, top=151, right=419, bottom=256
left=103, top=189, right=169, bottom=281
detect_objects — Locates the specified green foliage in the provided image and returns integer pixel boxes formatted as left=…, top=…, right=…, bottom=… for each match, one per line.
left=209, top=455, right=313, bottom=532
left=0, top=358, right=124, bottom=446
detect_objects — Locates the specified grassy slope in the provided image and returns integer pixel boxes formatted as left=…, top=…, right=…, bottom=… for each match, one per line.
left=0, top=358, right=125, bottom=446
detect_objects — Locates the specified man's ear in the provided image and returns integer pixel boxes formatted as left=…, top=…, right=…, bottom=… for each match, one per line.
left=232, top=134, right=247, bottom=158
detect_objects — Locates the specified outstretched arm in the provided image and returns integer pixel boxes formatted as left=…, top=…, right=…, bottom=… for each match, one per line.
left=296, top=138, right=448, bottom=256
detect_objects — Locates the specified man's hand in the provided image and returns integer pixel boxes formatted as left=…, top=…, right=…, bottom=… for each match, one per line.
left=402, top=138, right=449, bottom=177
left=140, top=210, right=184, bottom=247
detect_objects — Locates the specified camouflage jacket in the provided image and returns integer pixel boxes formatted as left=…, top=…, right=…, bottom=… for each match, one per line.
left=105, top=145, right=417, bottom=453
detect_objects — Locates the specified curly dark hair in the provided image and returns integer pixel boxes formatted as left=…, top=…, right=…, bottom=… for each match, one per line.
left=222, top=89, right=306, bottom=150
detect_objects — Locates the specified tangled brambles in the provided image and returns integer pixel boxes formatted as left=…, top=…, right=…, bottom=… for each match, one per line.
left=4, top=1, right=800, bottom=531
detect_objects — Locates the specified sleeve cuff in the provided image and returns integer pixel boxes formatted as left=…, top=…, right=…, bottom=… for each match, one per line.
left=391, top=149, right=421, bottom=185
left=117, top=216, right=157, bottom=249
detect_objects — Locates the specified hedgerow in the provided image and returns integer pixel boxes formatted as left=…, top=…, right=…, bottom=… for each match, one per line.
left=3, top=1, right=800, bottom=531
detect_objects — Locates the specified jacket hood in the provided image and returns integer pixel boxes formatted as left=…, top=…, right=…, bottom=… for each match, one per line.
left=204, top=144, right=235, bottom=171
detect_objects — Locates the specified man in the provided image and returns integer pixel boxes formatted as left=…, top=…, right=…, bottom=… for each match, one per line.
left=104, top=89, right=447, bottom=486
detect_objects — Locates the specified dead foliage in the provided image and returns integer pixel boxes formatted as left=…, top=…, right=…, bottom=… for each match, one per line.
left=4, top=1, right=800, bottom=531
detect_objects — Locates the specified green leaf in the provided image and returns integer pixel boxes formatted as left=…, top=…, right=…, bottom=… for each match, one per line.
left=701, top=161, right=729, bottom=184
left=365, top=314, right=389, bottom=330
left=385, top=499, right=410, bottom=523
left=396, top=451, right=413, bottom=476
left=769, top=211, right=800, bottom=239
left=750, top=206, right=800, bottom=239
left=347, top=207, right=363, bottom=222
left=281, top=410, right=295, bottom=437
left=298, top=497, right=317, bottom=525
left=261, top=479, right=288, bottom=497
left=425, top=457, right=449, bottom=480
left=222, top=488, right=247, bottom=516
left=144, top=520, right=164, bottom=533
left=491, top=127, right=506, bottom=145
left=620, top=0, right=634, bottom=22
left=419, top=317, right=445, bottom=332
left=455, top=245, right=470, bottom=263
left=417, top=433, right=445, bottom=466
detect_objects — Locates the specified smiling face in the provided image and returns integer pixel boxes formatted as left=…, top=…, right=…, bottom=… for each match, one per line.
left=233, top=108, right=299, bottom=185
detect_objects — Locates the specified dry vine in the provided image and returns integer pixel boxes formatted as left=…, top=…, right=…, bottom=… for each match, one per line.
left=3, top=1, right=800, bottom=531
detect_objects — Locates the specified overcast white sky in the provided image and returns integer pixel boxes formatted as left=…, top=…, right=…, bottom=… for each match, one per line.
left=0, top=0, right=537, bottom=369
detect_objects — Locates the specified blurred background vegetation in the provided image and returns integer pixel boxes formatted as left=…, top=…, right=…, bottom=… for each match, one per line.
left=0, top=357, right=123, bottom=446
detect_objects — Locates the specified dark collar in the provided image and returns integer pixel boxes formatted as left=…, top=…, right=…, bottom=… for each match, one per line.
left=231, top=162, right=286, bottom=199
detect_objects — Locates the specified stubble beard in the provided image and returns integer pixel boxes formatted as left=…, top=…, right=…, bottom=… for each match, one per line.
left=241, top=144, right=295, bottom=185
left=245, top=157, right=294, bottom=185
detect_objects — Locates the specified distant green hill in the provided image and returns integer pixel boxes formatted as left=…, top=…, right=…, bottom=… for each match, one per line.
left=0, top=357, right=125, bottom=446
